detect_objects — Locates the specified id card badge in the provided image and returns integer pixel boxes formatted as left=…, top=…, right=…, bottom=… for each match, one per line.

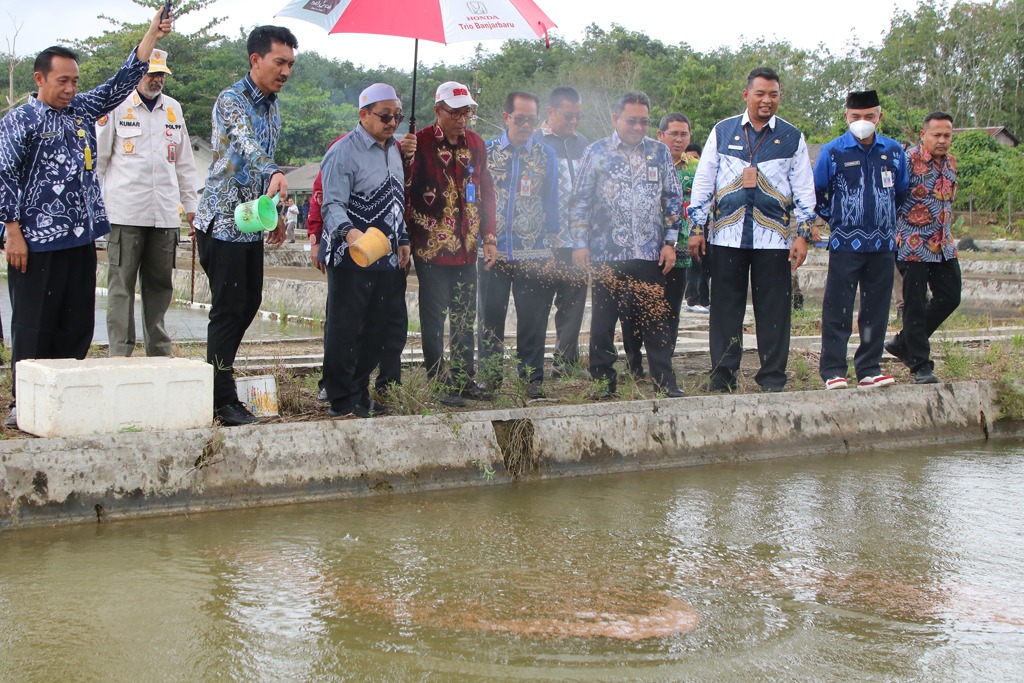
left=647, top=164, right=660, bottom=183
left=167, top=143, right=177, bottom=163
left=519, top=173, right=533, bottom=197
left=881, top=169, right=894, bottom=188
left=742, top=166, right=758, bottom=188
left=466, top=164, right=476, bottom=204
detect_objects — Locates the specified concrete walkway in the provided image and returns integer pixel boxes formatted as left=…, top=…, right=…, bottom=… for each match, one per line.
left=2, top=380, right=1020, bottom=531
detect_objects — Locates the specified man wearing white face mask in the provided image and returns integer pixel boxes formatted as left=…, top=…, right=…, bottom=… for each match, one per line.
left=813, top=90, right=909, bottom=391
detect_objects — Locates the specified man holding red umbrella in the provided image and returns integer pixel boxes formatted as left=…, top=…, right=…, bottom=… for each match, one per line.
left=404, top=81, right=497, bottom=407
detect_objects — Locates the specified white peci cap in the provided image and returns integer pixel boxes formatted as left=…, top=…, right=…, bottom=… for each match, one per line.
left=358, top=83, right=400, bottom=108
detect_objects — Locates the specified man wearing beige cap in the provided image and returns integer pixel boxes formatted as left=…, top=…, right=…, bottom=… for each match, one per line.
left=404, top=80, right=497, bottom=407
left=319, top=83, right=413, bottom=418
left=96, top=48, right=198, bottom=357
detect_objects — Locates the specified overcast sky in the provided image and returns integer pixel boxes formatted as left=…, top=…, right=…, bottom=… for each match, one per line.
left=6, top=0, right=918, bottom=70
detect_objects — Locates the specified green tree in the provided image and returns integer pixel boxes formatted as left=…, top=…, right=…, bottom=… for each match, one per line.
left=278, top=81, right=357, bottom=163
left=950, top=129, right=1024, bottom=215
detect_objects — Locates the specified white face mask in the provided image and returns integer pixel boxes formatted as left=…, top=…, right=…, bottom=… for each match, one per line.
left=849, top=119, right=876, bottom=140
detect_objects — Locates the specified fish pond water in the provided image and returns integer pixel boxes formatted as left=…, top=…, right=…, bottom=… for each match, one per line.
left=1, top=441, right=1023, bottom=681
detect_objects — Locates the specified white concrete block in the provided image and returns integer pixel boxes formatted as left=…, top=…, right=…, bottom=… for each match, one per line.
left=15, top=358, right=213, bottom=437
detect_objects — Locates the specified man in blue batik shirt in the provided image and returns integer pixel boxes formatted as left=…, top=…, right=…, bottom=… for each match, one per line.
left=0, top=10, right=172, bottom=430
left=480, top=91, right=559, bottom=398
left=194, top=26, right=296, bottom=426
left=814, top=89, right=909, bottom=391
left=572, top=91, right=685, bottom=399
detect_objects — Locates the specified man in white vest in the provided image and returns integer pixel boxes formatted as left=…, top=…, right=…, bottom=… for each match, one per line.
left=96, top=49, right=198, bottom=356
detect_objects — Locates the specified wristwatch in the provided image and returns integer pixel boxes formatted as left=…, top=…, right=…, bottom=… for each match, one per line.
left=663, top=238, right=677, bottom=248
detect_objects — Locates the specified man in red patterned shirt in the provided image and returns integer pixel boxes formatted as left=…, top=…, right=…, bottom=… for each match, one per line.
left=404, top=81, right=498, bottom=407
left=885, top=111, right=960, bottom=384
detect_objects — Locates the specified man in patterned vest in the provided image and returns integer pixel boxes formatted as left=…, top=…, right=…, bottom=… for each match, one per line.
left=885, top=112, right=960, bottom=384
left=688, top=67, right=817, bottom=394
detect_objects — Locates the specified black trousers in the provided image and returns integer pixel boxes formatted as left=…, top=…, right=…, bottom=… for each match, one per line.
left=8, top=244, right=97, bottom=401
left=551, top=248, right=588, bottom=369
left=623, top=265, right=686, bottom=373
left=415, top=261, right=477, bottom=384
left=590, top=260, right=678, bottom=392
left=478, top=259, right=557, bottom=384
left=376, top=269, right=408, bottom=389
left=323, top=267, right=407, bottom=412
left=890, top=258, right=961, bottom=373
left=819, top=250, right=894, bottom=382
left=197, top=230, right=264, bottom=407
left=684, top=248, right=711, bottom=307
left=709, top=245, right=791, bottom=390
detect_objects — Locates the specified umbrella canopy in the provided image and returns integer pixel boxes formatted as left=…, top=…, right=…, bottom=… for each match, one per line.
left=277, top=0, right=557, bottom=130
left=277, top=0, right=555, bottom=44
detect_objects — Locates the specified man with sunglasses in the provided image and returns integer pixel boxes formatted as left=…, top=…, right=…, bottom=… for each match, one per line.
left=319, top=83, right=413, bottom=418
left=535, top=86, right=590, bottom=378
left=571, top=91, right=685, bottom=399
left=404, top=81, right=497, bottom=407
left=479, top=91, right=559, bottom=398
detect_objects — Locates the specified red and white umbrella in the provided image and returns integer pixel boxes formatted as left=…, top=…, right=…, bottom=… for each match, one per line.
left=276, top=0, right=556, bottom=128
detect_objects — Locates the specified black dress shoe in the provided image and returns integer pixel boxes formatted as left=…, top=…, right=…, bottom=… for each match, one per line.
left=329, top=404, right=370, bottom=419
left=460, top=381, right=493, bottom=401
left=435, top=391, right=467, bottom=408
left=367, top=399, right=390, bottom=416
left=215, top=402, right=259, bottom=426
left=703, top=380, right=736, bottom=393
left=884, top=340, right=909, bottom=366
left=526, top=381, right=545, bottom=399
left=662, top=386, right=685, bottom=398
left=913, top=369, right=939, bottom=384
left=760, top=385, right=783, bottom=393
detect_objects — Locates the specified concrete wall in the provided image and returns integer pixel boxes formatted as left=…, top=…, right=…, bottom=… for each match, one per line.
left=2, top=381, right=1019, bottom=531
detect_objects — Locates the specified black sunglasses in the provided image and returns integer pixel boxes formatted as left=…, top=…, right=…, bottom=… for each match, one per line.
left=369, top=111, right=405, bottom=125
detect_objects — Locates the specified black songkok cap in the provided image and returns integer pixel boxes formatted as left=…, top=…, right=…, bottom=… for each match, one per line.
left=846, top=90, right=880, bottom=109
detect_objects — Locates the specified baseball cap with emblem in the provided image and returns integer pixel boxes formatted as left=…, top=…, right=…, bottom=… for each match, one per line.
left=148, top=49, right=172, bottom=75
left=435, top=81, right=476, bottom=109
left=358, top=83, right=401, bottom=108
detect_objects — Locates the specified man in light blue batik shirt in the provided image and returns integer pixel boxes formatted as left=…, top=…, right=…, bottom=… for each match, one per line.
left=194, top=26, right=295, bottom=426
left=571, top=91, right=685, bottom=399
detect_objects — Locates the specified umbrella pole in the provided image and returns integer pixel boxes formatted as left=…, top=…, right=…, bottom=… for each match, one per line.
left=408, top=39, right=419, bottom=133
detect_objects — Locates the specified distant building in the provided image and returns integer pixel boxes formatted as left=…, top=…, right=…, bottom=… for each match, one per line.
left=192, top=138, right=212, bottom=193
left=284, top=162, right=321, bottom=196
left=952, top=126, right=1020, bottom=147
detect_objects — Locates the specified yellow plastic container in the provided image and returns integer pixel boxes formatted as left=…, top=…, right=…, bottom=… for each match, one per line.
left=350, top=227, right=392, bottom=267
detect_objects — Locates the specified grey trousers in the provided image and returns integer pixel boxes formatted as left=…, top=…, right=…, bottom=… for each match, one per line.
left=106, top=224, right=178, bottom=357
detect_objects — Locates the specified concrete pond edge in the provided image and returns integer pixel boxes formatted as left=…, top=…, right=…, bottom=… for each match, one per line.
left=2, top=380, right=1022, bottom=531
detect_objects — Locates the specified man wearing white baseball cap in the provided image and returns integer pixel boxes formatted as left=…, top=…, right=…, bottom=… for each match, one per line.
left=96, top=48, right=199, bottom=359
left=404, top=80, right=497, bottom=407
left=319, top=82, right=414, bottom=418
